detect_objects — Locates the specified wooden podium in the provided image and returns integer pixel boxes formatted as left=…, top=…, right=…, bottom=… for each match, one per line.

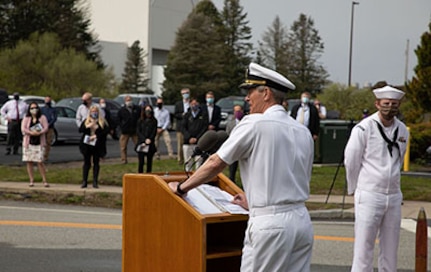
left=122, top=172, right=248, bottom=272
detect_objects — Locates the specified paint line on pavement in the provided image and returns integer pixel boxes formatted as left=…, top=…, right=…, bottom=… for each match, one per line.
left=0, top=220, right=122, bottom=230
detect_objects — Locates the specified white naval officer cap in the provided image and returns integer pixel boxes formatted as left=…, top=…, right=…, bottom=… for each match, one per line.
left=373, top=86, right=405, bottom=100
left=239, top=62, right=295, bottom=93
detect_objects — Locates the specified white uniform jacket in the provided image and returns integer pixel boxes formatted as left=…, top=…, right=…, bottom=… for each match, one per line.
left=344, top=112, right=409, bottom=195
left=217, top=105, right=314, bottom=208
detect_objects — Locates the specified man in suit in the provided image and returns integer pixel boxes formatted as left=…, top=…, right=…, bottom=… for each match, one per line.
left=201, top=91, right=221, bottom=131
left=290, top=91, right=320, bottom=141
left=174, top=88, right=190, bottom=165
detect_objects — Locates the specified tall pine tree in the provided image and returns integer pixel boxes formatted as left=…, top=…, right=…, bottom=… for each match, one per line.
left=221, top=0, right=253, bottom=94
left=0, top=0, right=102, bottom=67
left=162, top=0, right=230, bottom=103
left=286, top=14, right=329, bottom=96
left=120, top=40, right=151, bottom=94
left=257, top=16, right=290, bottom=76
left=405, top=22, right=431, bottom=123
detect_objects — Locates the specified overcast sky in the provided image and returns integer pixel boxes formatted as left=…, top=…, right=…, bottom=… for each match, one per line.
left=90, top=0, right=430, bottom=87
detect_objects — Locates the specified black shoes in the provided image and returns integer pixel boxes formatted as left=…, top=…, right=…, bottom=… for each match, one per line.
left=93, top=184, right=99, bottom=189
left=81, top=182, right=87, bottom=188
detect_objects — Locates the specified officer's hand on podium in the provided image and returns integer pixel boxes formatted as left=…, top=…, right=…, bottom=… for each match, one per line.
left=232, top=193, right=249, bottom=211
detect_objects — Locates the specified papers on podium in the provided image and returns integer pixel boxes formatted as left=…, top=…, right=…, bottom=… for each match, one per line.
left=183, top=184, right=249, bottom=215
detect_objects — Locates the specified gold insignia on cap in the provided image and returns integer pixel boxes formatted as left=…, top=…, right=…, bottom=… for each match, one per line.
left=245, top=79, right=266, bottom=85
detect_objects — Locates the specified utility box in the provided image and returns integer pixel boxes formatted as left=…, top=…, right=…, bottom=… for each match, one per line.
left=316, top=120, right=355, bottom=164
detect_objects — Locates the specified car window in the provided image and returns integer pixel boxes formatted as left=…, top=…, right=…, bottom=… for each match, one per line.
left=64, top=107, right=76, bottom=118
left=56, top=108, right=65, bottom=118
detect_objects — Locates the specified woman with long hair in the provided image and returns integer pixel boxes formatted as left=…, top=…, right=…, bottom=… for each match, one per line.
left=79, top=105, right=109, bottom=188
left=21, top=102, right=49, bottom=187
left=136, top=105, right=157, bottom=173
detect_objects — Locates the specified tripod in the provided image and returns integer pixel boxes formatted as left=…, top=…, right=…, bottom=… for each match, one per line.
left=324, top=120, right=355, bottom=209
left=325, top=151, right=348, bottom=210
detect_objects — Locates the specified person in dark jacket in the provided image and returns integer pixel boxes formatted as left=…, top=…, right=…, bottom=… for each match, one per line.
left=174, top=88, right=191, bottom=164
left=118, top=95, right=140, bottom=164
left=41, top=96, right=57, bottom=161
left=79, top=105, right=109, bottom=188
left=290, top=91, right=320, bottom=140
left=201, top=91, right=221, bottom=131
left=182, top=98, right=208, bottom=171
left=136, top=105, right=158, bottom=173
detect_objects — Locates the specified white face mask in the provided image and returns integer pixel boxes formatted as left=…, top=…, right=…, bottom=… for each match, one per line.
left=100, top=103, right=106, bottom=109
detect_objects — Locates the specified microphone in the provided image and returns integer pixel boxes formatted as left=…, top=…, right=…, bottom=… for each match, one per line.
left=185, top=130, right=218, bottom=165
left=208, top=130, right=228, bottom=154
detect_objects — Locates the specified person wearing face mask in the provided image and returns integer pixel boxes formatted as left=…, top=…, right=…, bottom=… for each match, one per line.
left=21, top=102, right=49, bottom=187
left=79, top=105, right=109, bottom=188
left=75, top=92, right=105, bottom=128
left=225, top=104, right=244, bottom=182
left=174, top=88, right=191, bottom=165
left=98, top=98, right=115, bottom=139
left=136, top=105, right=158, bottom=173
left=290, top=92, right=320, bottom=141
left=154, top=97, right=174, bottom=160
left=118, top=95, right=140, bottom=164
left=344, top=85, right=409, bottom=271
left=1, top=92, right=28, bottom=155
left=41, top=96, right=57, bottom=161
left=182, top=98, right=208, bottom=171
left=201, top=91, right=221, bottom=131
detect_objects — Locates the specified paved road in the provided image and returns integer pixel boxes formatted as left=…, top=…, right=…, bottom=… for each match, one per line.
left=0, top=200, right=424, bottom=271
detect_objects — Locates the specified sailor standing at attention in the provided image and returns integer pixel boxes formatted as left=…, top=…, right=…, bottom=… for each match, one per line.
left=344, top=85, right=409, bottom=271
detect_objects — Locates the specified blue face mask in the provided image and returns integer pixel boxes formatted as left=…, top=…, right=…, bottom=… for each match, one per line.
left=301, top=97, right=309, bottom=104
left=206, top=98, right=214, bottom=104
left=182, top=93, right=189, bottom=99
left=90, top=113, right=98, bottom=119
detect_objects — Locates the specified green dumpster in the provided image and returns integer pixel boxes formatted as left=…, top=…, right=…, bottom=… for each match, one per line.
left=315, top=120, right=355, bottom=164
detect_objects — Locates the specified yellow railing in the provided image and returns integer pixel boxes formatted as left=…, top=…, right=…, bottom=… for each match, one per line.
left=403, top=127, right=411, bottom=172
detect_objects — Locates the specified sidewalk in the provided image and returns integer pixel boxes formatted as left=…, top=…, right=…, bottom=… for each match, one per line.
left=1, top=180, right=430, bottom=221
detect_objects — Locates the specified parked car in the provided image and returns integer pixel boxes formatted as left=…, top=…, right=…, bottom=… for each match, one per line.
left=56, top=97, right=121, bottom=139
left=0, top=95, right=55, bottom=140
left=216, top=96, right=249, bottom=130
left=113, top=93, right=157, bottom=107
left=52, top=106, right=81, bottom=145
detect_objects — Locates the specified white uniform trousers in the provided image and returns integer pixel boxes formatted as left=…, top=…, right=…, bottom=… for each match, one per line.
left=351, top=189, right=402, bottom=272
left=241, top=203, right=314, bottom=272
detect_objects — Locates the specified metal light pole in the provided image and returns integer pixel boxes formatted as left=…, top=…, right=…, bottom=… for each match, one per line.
left=348, top=1, right=359, bottom=86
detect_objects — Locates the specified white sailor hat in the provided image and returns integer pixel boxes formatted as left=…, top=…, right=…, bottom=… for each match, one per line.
left=239, top=63, right=295, bottom=93
left=373, top=86, right=405, bottom=100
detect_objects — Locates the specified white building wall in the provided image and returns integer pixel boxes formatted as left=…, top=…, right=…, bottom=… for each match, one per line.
left=91, top=0, right=198, bottom=94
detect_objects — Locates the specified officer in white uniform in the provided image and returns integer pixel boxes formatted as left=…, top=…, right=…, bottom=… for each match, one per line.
left=169, top=62, right=315, bottom=272
left=344, top=85, right=409, bottom=272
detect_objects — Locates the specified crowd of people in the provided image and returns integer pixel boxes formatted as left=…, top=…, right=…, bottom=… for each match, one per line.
left=0, top=62, right=409, bottom=271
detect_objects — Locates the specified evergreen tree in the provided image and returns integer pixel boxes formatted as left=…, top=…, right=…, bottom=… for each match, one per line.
left=162, top=0, right=230, bottom=104
left=0, top=0, right=103, bottom=67
left=221, top=0, right=253, bottom=94
left=120, top=40, right=151, bottom=94
left=405, top=22, right=431, bottom=123
left=286, top=14, right=329, bottom=96
left=257, top=16, right=290, bottom=76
